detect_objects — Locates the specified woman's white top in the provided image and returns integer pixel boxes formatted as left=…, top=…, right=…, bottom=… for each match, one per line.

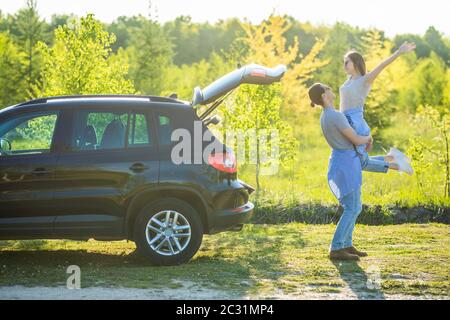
left=339, top=74, right=372, bottom=112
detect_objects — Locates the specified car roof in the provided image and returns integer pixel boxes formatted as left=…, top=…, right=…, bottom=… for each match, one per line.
left=4, top=95, right=192, bottom=112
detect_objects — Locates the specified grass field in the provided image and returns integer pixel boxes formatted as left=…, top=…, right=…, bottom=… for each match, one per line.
left=239, top=111, right=450, bottom=208
left=1, top=223, right=448, bottom=298
left=1, top=112, right=448, bottom=299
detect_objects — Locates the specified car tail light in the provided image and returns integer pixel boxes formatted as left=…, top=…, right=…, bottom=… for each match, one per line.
left=208, top=152, right=237, bottom=173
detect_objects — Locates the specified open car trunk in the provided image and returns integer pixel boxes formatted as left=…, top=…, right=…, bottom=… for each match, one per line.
left=191, top=64, right=287, bottom=109
left=190, top=63, right=287, bottom=189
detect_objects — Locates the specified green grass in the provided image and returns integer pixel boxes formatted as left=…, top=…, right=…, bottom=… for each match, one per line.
left=1, top=223, right=449, bottom=297
left=1, top=112, right=448, bottom=298
left=239, top=111, right=450, bottom=208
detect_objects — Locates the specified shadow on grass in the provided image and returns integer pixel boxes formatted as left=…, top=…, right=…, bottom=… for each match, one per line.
left=195, top=228, right=307, bottom=296
left=0, top=229, right=306, bottom=296
left=332, top=260, right=386, bottom=300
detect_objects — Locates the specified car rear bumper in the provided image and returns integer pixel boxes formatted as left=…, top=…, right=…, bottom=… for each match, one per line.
left=209, top=201, right=254, bottom=234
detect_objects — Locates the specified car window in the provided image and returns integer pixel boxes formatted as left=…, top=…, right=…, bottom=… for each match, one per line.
left=128, top=113, right=152, bottom=148
left=72, top=110, right=152, bottom=151
left=157, top=114, right=173, bottom=145
left=0, top=111, right=59, bottom=156
left=72, top=110, right=128, bottom=151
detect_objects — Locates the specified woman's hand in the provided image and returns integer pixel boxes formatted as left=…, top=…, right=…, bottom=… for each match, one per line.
left=398, top=41, right=416, bottom=55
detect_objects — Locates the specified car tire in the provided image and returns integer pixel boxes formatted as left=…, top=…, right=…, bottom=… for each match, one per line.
left=133, top=198, right=203, bottom=266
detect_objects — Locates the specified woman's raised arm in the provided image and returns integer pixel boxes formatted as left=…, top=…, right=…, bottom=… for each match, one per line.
left=364, top=41, right=416, bottom=86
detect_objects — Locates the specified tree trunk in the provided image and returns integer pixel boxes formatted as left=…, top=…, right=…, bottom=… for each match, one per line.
left=255, top=136, right=260, bottom=202
left=27, top=34, right=34, bottom=94
left=443, top=120, right=449, bottom=198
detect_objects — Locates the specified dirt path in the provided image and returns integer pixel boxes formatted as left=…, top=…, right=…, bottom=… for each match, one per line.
left=1, top=282, right=447, bottom=300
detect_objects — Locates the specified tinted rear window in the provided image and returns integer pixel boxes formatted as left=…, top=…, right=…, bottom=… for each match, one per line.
left=154, top=108, right=195, bottom=146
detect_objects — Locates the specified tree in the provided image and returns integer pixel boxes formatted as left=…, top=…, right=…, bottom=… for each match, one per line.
left=12, top=0, right=48, bottom=94
left=361, top=30, right=410, bottom=133
left=107, top=16, right=145, bottom=52
left=163, top=16, right=197, bottom=66
left=410, top=52, right=447, bottom=111
left=0, top=32, right=26, bottom=107
left=224, top=83, right=297, bottom=199
left=220, top=15, right=329, bottom=197
left=318, top=23, right=363, bottom=93
left=163, top=16, right=244, bottom=66
left=408, top=105, right=450, bottom=198
left=424, top=26, right=449, bottom=66
left=161, top=51, right=233, bottom=100
left=31, top=14, right=135, bottom=97
left=0, top=10, right=13, bottom=33
left=445, top=68, right=450, bottom=108
left=393, top=34, right=431, bottom=59
left=239, top=15, right=329, bottom=114
left=283, top=16, right=329, bottom=58
left=126, top=9, right=173, bottom=95
left=47, top=13, right=78, bottom=45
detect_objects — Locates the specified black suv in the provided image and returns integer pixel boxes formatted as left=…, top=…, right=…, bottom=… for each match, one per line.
left=0, top=64, right=286, bottom=265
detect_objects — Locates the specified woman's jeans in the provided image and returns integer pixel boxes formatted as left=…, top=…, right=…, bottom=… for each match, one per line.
left=343, top=107, right=390, bottom=173
left=331, top=186, right=362, bottom=251
left=359, top=152, right=389, bottom=173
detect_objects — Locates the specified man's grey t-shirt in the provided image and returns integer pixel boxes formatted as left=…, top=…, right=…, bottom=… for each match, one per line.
left=320, top=107, right=354, bottom=150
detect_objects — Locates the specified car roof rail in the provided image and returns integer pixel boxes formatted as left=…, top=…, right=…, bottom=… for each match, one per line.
left=17, top=94, right=183, bottom=107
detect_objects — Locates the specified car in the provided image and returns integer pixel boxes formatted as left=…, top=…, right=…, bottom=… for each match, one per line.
left=0, top=64, right=286, bottom=265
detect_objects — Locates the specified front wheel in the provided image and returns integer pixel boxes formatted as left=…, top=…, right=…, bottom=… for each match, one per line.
left=133, top=198, right=203, bottom=266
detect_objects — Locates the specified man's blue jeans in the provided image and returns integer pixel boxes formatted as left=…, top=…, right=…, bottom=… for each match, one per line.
left=331, top=186, right=362, bottom=251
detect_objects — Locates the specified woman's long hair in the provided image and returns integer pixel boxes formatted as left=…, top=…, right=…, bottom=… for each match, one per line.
left=345, top=50, right=366, bottom=76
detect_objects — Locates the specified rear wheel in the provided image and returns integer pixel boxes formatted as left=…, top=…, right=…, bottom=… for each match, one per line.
left=133, top=198, right=203, bottom=265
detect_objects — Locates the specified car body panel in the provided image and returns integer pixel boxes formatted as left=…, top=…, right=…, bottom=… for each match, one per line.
left=0, top=107, right=66, bottom=239
left=0, top=153, right=59, bottom=239
left=0, top=96, right=254, bottom=241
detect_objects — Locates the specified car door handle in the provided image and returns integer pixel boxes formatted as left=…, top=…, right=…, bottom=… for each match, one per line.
left=129, top=163, right=149, bottom=172
left=31, top=168, right=50, bottom=176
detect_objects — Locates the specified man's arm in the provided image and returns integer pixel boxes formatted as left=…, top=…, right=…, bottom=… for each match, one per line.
left=340, top=127, right=372, bottom=146
left=334, top=112, right=372, bottom=146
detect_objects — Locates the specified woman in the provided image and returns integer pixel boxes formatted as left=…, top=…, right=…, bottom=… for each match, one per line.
left=340, top=42, right=416, bottom=175
left=308, top=83, right=402, bottom=261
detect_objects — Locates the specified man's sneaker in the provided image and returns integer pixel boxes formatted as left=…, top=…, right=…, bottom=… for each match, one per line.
left=387, top=147, right=414, bottom=175
left=329, top=249, right=360, bottom=261
left=344, top=246, right=368, bottom=257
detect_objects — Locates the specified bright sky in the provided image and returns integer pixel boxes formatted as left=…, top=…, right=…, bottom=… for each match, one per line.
left=0, top=0, right=449, bottom=38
